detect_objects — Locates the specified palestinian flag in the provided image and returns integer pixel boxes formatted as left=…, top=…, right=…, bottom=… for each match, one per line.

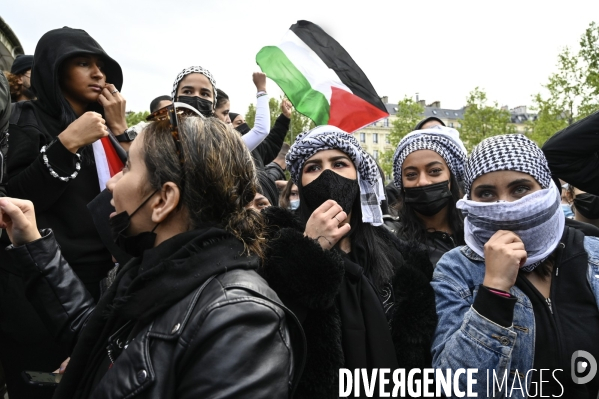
left=92, top=136, right=124, bottom=191
left=256, top=20, right=388, bottom=133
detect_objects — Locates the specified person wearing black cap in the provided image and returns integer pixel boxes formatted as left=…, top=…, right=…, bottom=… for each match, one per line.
left=4, top=54, right=35, bottom=102
left=0, top=27, right=127, bottom=399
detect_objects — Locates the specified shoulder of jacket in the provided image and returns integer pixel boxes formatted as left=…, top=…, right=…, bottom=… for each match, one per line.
left=584, top=236, right=599, bottom=266
left=434, top=246, right=484, bottom=284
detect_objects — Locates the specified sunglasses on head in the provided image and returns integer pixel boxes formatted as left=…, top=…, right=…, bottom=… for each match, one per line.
left=146, top=102, right=204, bottom=163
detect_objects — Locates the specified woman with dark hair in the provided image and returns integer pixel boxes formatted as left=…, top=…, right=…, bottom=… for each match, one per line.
left=261, top=125, right=437, bottom=398
left=0, top=115, right=302, bottom=398
left=171, top=68, right=272, bottom=152
left=1, top=27, right=129, bottom=399
left=391, top=125, right=468, bottom=265
left=432, top=134, right=599, bottom=397
left=213, top=88, right=230, bottom=123
left=279, top=179, right=299, bottom=210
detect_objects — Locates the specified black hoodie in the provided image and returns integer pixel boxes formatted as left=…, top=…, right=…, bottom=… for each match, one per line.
left=6, top=27, right=122, bottom=284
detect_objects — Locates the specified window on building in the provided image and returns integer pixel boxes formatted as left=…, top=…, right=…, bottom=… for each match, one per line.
left=373, top=133, right=378, bottom=143
left=432, top=110, right=437, bottom=114
left=360, top=132, right=366, bottom=143
left=449, top=122, right=454, bottom=128
left=373, top=150, right=379, bottom=160
left=385, top=134, right=390, bottom=144
left=382, top=118, right=389, bottom=127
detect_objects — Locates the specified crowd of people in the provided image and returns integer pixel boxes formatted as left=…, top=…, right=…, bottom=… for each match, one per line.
left=1, top=25, right=599, bottom=399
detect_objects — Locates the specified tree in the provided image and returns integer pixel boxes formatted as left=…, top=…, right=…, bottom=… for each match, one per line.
left=459, top=87, right=514, bottom=151
left=530, top=21, right=599, bottom=146
left=126, top=111, right=150, bottom=127
left=378, top=96, right=425, bottom=178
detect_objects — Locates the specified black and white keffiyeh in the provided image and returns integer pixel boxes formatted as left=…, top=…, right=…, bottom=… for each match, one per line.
left=458, top=134, right=563, bottom=272
left=392, top=126, right=467, bottom=190
left=171, top=66, right=217, bottom=100
left=457, top=180, right=564, bottom=272
left=286, top=125, right=386, bottom=225
left=463, top=134, right=552, bottom=198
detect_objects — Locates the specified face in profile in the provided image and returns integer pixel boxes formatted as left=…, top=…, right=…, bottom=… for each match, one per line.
left=214, top=99, right=230, bottom=123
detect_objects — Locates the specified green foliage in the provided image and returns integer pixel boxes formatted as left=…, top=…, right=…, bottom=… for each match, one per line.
left=388, top=96, right=425, bottom=146
left=378, top=96, right=425, bottom=177
left=126, top=111, right=150, bottom=127
left=245, top=103, right=256, bottom=128
left=530, top=21, right=599, bottom=146
left=459, top=87, right=514, bottom=151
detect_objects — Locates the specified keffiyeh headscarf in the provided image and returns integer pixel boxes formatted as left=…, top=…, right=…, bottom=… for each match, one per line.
left=392, top=125, right=467, bottom=190
left=286, top=125, right=386, bottom=226
left=463, top=133, right=552, bottom=198
left=171, top=66, right=217, bottom=101
left=457, top=134, right=564, bottom=272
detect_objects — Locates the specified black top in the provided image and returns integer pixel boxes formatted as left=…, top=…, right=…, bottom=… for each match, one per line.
left=250, top=114, right=290, bottom=169
left=542, top=110, right=599, bottom=196
left=6, top=26, right=123, bottom=280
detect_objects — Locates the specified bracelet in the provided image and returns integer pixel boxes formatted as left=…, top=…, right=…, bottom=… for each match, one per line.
left=256, top=91, right=268, bottom=99
left=40, top=142, right=81, bottom=182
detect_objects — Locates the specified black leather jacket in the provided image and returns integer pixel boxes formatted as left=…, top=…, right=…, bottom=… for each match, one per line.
left=10, top=230, right=304, bottom=398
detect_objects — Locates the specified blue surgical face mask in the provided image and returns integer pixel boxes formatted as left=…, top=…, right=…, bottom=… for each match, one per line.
left=289, top=199, right=300, bottom=211
left=561, top=203, right=574, bottom=219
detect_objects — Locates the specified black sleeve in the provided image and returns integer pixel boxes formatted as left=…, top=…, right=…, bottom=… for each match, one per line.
left=472, top=285, right=517, bottom=327
left=8, top=229, right=95, bottom=350
left=542, top=110, right=599, bottom=195
left=253, top=114, right=290, bottom=166
left=7, top=123, right=81, bottom=212
left=263, top=162, right=285, bottom=182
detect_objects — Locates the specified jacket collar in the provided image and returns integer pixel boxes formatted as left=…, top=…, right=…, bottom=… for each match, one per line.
left=460, top=245, right=485, bottom=262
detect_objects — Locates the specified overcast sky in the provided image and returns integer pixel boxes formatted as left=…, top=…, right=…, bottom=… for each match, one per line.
left=3, top=0, right=598, bottom=115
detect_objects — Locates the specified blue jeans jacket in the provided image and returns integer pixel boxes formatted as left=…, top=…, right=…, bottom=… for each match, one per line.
left=431, top=236, right=599, bottom=398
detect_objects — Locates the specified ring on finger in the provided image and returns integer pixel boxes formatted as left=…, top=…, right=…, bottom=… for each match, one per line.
left=334, top=215, right=341, bottom=223
left=111, top=89, right=118, bottom=94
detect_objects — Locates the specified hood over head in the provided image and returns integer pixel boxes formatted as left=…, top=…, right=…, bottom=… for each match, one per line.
left=31, top=27, right=123, bottom=118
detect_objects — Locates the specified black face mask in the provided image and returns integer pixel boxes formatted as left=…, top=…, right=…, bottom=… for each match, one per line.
left=109, top=189, right=160, bottom=258
left=235, top=123, right=251, bottom=135
left=404, top=180, right=452, bottom=216
left=574, top=193, right=599, bottom=219
left=302, top=169, right=359, bottom=215
left=176, top=96, right=213, bottom=118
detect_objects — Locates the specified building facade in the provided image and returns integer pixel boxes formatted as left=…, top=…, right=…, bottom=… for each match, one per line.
left=352, top=97, right=536, bottom=161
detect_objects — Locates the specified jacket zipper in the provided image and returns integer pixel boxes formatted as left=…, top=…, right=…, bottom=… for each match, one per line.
left=549, top=242, right=566, bottom=374
left=546, top=298, right=553, bottom=314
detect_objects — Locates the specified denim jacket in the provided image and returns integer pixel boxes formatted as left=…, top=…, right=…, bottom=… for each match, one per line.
left=431, top=235, right=599, bottom=398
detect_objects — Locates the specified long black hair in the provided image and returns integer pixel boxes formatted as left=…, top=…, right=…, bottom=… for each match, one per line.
left=394, top=172, right=464, bottom=244
left=297, top=173, right=398, bottom=290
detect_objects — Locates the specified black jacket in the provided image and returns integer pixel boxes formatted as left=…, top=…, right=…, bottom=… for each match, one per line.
left=542, top=110, right=599, bottom=195
left=10, top=229, right=304, bottom=399
left=260, top=207, right=437, bottom=399
left=251, top=114, right=290, bottom=169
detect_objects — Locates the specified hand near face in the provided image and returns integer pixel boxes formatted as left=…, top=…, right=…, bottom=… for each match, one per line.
left=482, top=230, right=527, bottom=292
left=252, top=72, right=267, bottom=93
left=304, top=199, right=351, bottom=250
left=98, top=83, right=127, bottom=135
left=0, top=198, right=41, bottom=246
left=281, top=98, right=292, bottom=119
left=58, top=111, right=108, bottom=153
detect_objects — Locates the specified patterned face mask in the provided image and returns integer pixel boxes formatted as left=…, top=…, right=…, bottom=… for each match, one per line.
left=457, top=181, right=565, bottom=272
